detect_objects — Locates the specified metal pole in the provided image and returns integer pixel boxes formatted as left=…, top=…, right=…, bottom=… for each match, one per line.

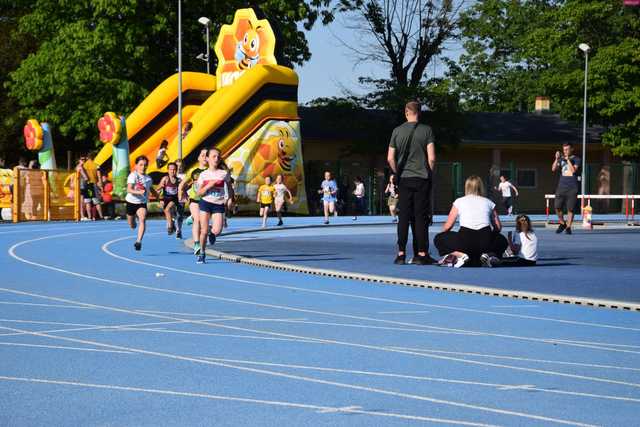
left=581, top=50, right=588, bottom=197
left=177, top=0, right=183, bottom=162
left=206, top=26, right=210, bottom=74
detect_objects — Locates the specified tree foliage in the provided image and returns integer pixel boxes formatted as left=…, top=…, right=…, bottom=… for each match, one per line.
left=3, top=0, right=332, bottom=157
left=452, top=0, right=640, bottom=158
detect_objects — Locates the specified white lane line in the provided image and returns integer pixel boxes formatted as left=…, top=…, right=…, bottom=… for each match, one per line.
left=0, top=376, right=495, bottom=426
left=112, top=327, right=318, bottom=344
left=3, top=286, right=640, bottom=394
left=0, top=324, right=596, bottom=427
left=0, top=341, right=133, bottom=354
left=101, top=234, right=640, bottom=333
left=7, top=236, right=640, bottom=384
left=14, top=234, right=636, bottom=355
left=316, top=405, right=363, bottom=414
left=0, top=301, right=92, bottom=310
left=379, top=310, right=431, bottom=314
left=200, top=357, right=640, bottom=404
left=387, top=346, right=640, bottom=373
left=0, top=318, right=101, bottom=328
left=549, top=338, right=640, bottom=350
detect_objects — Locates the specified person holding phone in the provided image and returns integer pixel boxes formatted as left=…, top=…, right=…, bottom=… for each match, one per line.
left=552, top=142, right=581, bottom=235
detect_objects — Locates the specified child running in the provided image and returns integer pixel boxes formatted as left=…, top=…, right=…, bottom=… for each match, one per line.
left=178, top=148, right=208, bottom=255
left=318, top=171, right=337, bottom=225
left=126, top=156, right=157, bottom=251
left=159, top=162, right=182, bottom=237
left=196, top=148, right=234, bottom=264
left=257, top=176, right=275, bottom=228
left=273, top=174, right=293, bottom=226
left=481, top=214, right=537, bottom=267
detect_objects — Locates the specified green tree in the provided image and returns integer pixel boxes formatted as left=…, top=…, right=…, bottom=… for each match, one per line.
left=4, top=0, right=332, bottom=156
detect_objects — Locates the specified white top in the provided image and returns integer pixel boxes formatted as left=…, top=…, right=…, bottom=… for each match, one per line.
left=514, top=231, right=538, bottom=261
left=156, top=148, right=166, bottom=160
left=126, top=172, right=153, bottom=204
left=197, top=168, right=230, bottom=205
left=354, top=182, right=365, bottom=198
left=274, top=183, right=287, bottom=199
left=498, top=181, right=512, bottom=197
left=453, top=195, right=495, bottom=230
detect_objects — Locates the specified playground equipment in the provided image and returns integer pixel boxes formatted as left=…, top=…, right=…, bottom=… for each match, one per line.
left=98, top=112, right=129, bottom=199
left=95, top=8, right=308, bottom=213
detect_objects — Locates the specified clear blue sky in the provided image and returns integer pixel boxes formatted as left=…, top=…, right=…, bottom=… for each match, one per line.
left=294, top=20, right=464, bottom=104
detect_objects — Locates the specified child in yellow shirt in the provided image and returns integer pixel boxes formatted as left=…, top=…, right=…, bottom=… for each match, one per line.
left=257, top=176, right=275, bottom=228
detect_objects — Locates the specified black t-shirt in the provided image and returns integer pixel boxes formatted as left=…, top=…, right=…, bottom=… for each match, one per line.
left=389, top=122, right=435, bottom=180
left=557, top=155, right=581, bottom=190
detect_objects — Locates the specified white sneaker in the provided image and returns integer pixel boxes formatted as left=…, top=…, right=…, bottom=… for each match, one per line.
left=80, top=217, right=90, bottom=221
left=454, top=254, right=469, bottom=268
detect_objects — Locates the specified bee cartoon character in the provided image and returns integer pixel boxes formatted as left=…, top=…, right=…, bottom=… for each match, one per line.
left=235, top=22, right=261, bottom=70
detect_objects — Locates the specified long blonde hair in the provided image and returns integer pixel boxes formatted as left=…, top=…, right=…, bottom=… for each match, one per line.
left=464, top=175, right=485, bottom=196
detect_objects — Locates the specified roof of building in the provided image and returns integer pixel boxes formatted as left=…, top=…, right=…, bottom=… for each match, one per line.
left=298, top=107, right=604, bottom=145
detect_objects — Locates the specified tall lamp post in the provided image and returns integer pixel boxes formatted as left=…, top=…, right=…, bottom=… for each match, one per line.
left=197, top=17, right=211, bottom=74
left=578, top=43, right=590, bottom=199
left=177, top=0, right=183, bottom=161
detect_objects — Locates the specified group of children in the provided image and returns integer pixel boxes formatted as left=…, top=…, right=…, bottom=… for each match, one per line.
left=125, top=147, right=295, bottom=264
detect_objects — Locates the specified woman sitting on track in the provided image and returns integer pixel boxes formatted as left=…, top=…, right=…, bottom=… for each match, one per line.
left=195, top=148, right=234, bottom=264
left=434, top=175, right=508, bottom=268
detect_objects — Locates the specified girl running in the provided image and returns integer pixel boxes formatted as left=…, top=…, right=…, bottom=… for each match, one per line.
left=196, top=148, right=234, bottom=264
left=257, top=176, right=275, bottom=228
left=178, top=148, right=208, bottom=255
left=385, top=174, right=399, bottom=222
left=159, top=162, right=182, bottom=236
left=273, top=174, right=293, bottom=226
left=318, top=171, right=337, bottom=225
left=352, top=176, right=366, bottom=221
left=126, top=156, right=157, bottom=251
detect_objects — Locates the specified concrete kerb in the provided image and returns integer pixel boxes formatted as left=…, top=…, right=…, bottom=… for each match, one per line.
left=184, top=222, right=640, bottom=313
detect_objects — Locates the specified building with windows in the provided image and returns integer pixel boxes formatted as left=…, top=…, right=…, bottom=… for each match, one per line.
left=299, top=107, right=638, bottom=215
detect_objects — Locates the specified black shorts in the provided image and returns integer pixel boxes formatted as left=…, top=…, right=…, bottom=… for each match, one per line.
left=163, top=195, right=179, bottom=207
left=126, top=202, right=147, bottom=216
left=198, top=200, right=225, bottom=214
left=554, top=187, right=578, bottom=211
left=260, top=203, right=271, bottom=209
left=503, top=196, right=512, bottom=209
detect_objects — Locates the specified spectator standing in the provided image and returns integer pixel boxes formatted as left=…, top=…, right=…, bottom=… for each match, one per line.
left=156, top=140, right=170, bottom=168
left=385, top=174, right=399, bottom=223
left=101, top=175, right=114, bottom=219
left=352, top=176, right=366, bottom=221
left=387, top=101, right=436, bottom=265
left=552, top=142, right=581, bottom=234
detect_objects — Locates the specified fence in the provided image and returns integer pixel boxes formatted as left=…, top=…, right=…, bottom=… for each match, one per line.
left=11, top=168, right=80, bottom=222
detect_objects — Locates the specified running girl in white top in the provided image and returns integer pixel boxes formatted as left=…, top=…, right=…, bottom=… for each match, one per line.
left=178, top=148, right=208, bottom=255
left=195, top=148, right=234, bottom=264
left=126, top=156, right=158, bottom=251
left=273, top=174, right=293, bottom=226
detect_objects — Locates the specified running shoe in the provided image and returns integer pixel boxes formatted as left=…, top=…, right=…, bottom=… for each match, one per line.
left=185, top=215, right=193, bottom=226
left=556, top=223, right=566, bottom=234
left=277, top=219, right=283, bottom=226
left=134, top=241, right=142, bottom=251
left=565, top=227, right=572, bottom=235
left=324, top=220, right=329, bottom=225
left=413, top=254, right=437, bottom=265
left=392, top=217, right=398, bottom=223
left=438, top=254, right=457, bottom=267
left=80, top=217, right=91, bottom=222
left=196, top=254, right=205, bottom=264
left=176, top=230, right=182, bottom=239
left=352, top=216, right=357, bottom=221
left=193, top=241, right=201, bottom=255
left=208, top=232, right=216, bottom=245
left=393, top=254, right=406, bottom=265
left=480, top=253, right=500, bottom=268
left=454, top=253, right=470, bottom=268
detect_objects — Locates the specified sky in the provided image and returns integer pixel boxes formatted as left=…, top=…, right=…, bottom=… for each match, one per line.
left=294, top=15, right=465, bottom=104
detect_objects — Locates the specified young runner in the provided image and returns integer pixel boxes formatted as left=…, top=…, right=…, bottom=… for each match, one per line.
left=495, top=175, right=519, bottom=215
left=159, top=162, right=182, bottom=236
left=273, top=174, right=293, bottom=226
left=196, top=148, right=234, bottom=264
left=257, top=176, right=275, bottom=228
left=126, top=156, right=157, bottom=251
left=352, top=176, right=366, bottom=221
left=318, top=171, right=337, bottom=225
left=178, top=149, right=208, bottom=254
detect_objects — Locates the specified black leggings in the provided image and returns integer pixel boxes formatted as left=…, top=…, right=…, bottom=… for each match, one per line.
left=434, top=226, right=508, bottom=264
left=496, top=257, right=536, bottom=267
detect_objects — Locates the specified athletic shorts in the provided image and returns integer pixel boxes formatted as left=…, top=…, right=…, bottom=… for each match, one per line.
left=503, top=196, right=512, bottom=209
left=81, top=184, right=100, bottom=204
left=126, top=202, right=147, bottom=216
left=322, top=197, right=336, bottom=204
left=554, top=186, right=578, bottom=211
left=198, top=199, right=225, bottom=214
left=260, top=203, right=271, bottom=209
left=163, top=195, right=179, bottom=207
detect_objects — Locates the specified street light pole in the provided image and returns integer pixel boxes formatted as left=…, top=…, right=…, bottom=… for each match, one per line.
left=177, top=0, right=183, bottom=162
left=579, top=43, right=590, bottom=198
left=198, top=17, right=211, bottom=74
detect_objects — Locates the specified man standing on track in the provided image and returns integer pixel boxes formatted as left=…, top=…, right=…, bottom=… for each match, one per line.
left=552, top=142, right=581, bottom=235
left=387, top=101, right=436, bottom=265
